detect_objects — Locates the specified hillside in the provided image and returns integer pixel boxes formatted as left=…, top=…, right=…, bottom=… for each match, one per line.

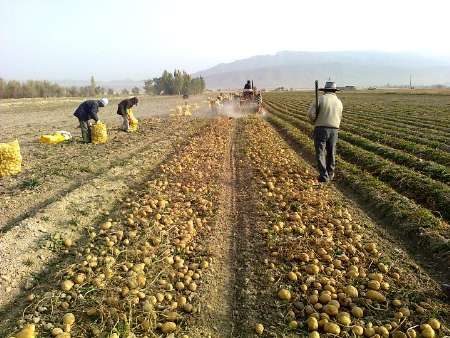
left=194, top=51, right=450, bottom=89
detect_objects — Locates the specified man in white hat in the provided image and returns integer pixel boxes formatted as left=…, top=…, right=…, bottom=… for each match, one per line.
left=73, top=98, right=108, bottom=143
left=308, top=81, right=343, bottom=182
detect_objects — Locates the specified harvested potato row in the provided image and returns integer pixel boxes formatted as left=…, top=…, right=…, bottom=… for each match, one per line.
left=240, top=117, right=449, bottom=337
left=8, top=118, right=233, bottom=337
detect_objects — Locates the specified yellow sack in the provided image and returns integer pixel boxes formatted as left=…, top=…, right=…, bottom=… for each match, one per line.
left=127, top=109, right=139, bottom=132
left=0, top=139, right=22, bottom=177
left=39, top=133, right=66, bottom=144
left=91, top=122, right=108, bottom=144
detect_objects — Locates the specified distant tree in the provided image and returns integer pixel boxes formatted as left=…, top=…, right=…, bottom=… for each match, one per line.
left=131, top=86, right=140, bottom=95
left=121, top=88, right=129, bottom=95
left=0, top=78, right=4, bottom=99
left=144, top=80, right=155, bottom=95
left=95, top=86, right=105, bottom=95
left=90, top=76, right=96, bottom=96
left=144, top=70, right=205, bottom=96
left=67, top=86, right=80, bottom=97
left=107, top=88, right=115, bottom=96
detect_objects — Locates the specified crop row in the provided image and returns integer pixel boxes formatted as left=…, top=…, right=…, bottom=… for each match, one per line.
left=264, top=99, right=450, bottom=168
left=267, top=98, right=450, bottom=151
left=264, top=92, right=450, bottom=131
left=241, top=116, right=449, bottom=337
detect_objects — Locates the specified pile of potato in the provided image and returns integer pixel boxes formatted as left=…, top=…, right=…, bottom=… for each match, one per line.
left=0, top=139, right=22, bottom=177
left=240, top=118, right=448, bottom=337
left=10, top=118, right=232, bottom=337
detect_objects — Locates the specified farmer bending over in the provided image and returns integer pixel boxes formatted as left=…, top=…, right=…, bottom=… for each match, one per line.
left=308, top=81, right=343, bottom=182
left=73, top=98, right=108, bottom=143
left=117, top=96, right=139, bottom=132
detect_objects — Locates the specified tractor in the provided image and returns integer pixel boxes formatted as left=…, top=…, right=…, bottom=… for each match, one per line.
left=239, top=80, right=261, bottom=114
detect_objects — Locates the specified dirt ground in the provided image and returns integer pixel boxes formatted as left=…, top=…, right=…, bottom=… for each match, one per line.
left=0, top=95, right=210, bottom=310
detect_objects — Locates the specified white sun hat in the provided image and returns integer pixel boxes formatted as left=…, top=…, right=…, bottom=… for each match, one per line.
left=100, top=98, right=109, bottom=106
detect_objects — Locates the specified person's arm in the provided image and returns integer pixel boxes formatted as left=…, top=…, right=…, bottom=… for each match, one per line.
left=308, top=102, right=317, bottom=122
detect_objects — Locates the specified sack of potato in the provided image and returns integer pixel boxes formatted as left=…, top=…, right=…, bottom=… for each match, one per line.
left=39, top=133, right=66, bottom=144
left=0, top=139, right=22, bottom=177
left=127, top=109, right=139, bottom=132
left=91, top=122, right=108, bottom=144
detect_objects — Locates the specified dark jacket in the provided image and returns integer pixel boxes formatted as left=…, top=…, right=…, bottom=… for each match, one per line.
left=117, top=97, right=139, bottom=116
left=244, top=82, right=251, bottom=90
left=74, top=100, right=100, bottom=122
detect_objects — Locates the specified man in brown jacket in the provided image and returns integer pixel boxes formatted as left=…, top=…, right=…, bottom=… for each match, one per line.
left=308, top=81, right=343, bottom=182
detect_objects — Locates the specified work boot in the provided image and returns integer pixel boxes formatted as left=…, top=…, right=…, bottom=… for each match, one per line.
left=318, top=176, right=328, bottom=183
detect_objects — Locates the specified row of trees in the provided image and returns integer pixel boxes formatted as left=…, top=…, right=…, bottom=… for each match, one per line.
left=144, top=70, right=205, bottom=96
left=0, top=70, right=206, bottom=99
left=0, top=76, right=140, bottom=99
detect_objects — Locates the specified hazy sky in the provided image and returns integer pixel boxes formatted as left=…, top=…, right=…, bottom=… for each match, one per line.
left=1, top=0, right=450, bottom=81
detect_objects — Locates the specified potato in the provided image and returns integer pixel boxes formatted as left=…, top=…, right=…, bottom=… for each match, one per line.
left=345, top=285, right=358, bottom=298
left=392, top=331, right=407, bottom=338
left=428, top=319, right=440, bottom=330
left=278, top=288, right=291, bottom=301
left=63, top=313, right=75, bottom=325
left=61, top=280, right=74, bottom=292
left=288, top=271, right=297, bottom=281
left=52, top=328, right=64, bottom=336
left=161, top=321, right=177, bottom=333
left=255, top=323, right=264, bottom=335
left=307, top=317, right=318, bottom=331
left=309, top=331, right=320, bottom=338
left=73, top=273, right=86, bottom=284
left=288, top=320, right=298, bottom=329
left=366, top=290, right=385, bottom=302
left=323, top=304, right=338, bottom=316
left=63, top=238, right=73, bottom=247
left=420, top=324, right=435, bottom=338
left=324, top=322, right=340, bottom=335
left=337, top=312, right=351, bottom=325
left=352, top=325, right=364, bottom=336
left=351, top=306, right=364, bottom=318
left=406, top=328, right=417, bottom=338
left=306, top=264, right=320, bottom=275
left=13, top=324, right=36, bottom=338
left=367, top=280, right=381, bottom=290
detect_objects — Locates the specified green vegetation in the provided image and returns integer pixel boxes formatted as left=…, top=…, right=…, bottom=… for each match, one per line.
left=144, top=69, right=205, bottom=96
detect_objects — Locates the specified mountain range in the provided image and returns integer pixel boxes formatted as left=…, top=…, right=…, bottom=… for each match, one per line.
left=193, top=51, right=450, bottom=89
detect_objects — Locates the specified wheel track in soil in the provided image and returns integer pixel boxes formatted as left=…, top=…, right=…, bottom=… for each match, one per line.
left=186, top=117, right=278, bottom=337
left=184, top=118, right=236, bottom=337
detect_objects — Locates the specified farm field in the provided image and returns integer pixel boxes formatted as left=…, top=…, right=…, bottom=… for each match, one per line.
left=0, top=94, right=449, bottom=337
left=263, top=91, right=450, bottom=268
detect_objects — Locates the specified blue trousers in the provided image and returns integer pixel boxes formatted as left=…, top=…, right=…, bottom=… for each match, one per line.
left=313, top=126, right=338, bottom=180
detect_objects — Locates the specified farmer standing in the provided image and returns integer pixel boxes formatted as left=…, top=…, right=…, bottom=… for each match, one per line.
left=73, top=98, right=109, bottom=143
left=308, top=81, right=343, bottom=182
left=117, top=97, right=139, bottom=132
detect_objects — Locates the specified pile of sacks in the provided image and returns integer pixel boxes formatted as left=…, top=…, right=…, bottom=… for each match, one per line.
left=91, top=122, right=108, bottom=144
left=0, top=139, right=22, bottom=177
